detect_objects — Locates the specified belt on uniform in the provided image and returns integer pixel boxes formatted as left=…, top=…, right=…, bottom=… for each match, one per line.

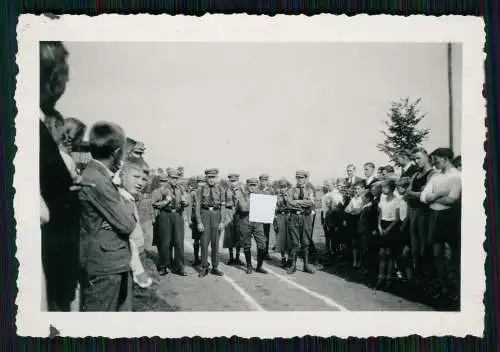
left=276, top=211, right=288, bottom=215
left=238, top=211, right=250, bottom=217
left=293, top=210, right=311, bottom=215
left=202, top=206, right=220, bottom=211
left=162, top=208, right=183, bottom=213
left=226, top=206, right=233, bottom=210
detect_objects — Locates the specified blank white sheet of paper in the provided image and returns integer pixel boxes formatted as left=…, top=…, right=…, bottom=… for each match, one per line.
left=249, top=194, right=277, bottom=224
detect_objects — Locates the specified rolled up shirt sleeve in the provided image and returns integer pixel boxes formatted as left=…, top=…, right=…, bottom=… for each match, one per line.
left=420, top=179, right=433, bottom=204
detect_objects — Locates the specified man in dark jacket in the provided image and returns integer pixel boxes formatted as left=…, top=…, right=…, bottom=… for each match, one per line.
left=39, top=41, right=81, bottom=311
left=396, top=150, right=419, bottom=178
left=79, top=122, right=137, bottom=311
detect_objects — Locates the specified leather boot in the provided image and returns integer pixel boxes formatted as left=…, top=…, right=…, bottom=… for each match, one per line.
left=256, top=249, right=268, bottom=274
left=303, top=252, right=316, bottom=274
left=158, top=266, right=169, bottom=276
left=227, top=248, right=235, bottom=265
left=281, top=255, right=288, bottom=268
left=193, top=242, right=201, bottom=266
left=244, top=250, right=253, bottom=274
left=235, top=247, right=244, bottom=266
left=198, top=266, right=209, bottom=278
left=287, top=253, right=297, bottom=274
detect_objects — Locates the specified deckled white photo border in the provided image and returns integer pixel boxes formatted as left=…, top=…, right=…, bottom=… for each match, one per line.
left=15, top=14, right=486, bottom=338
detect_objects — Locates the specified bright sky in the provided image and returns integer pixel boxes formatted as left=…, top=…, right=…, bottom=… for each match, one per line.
left=57, top=42, right=460, bottom=184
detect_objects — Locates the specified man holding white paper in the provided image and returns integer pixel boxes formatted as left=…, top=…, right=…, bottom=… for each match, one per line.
left=235, top=178, right=269, bottom=274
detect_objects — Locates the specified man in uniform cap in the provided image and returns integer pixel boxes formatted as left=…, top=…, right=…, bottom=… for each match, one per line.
left=304, top=174, right=321, bottom=268
left=195, top=168, right=225, bottom=277
left=152, top=168, right=190, bottom=276
left=235, top=178, right=269, bottom=274
left=285, top=170, right=316, bottom=274
left=223, top=173, right=244, bottom=265
left=177, top=166, right=185, bottom=178
left=258, top=174, right=275, bottom=260
left=274, top=178, right=292, bottom=267
left=186, top=176, right=206, bottom=266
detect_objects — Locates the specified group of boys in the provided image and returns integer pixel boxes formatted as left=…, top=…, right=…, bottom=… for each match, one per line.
left=319, top=149, right=462, bottom=302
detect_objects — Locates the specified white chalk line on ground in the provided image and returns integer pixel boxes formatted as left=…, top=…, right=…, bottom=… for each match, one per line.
left=248, top=254, right=350, bottom=312
left=181, top=239, right=265, bottom=312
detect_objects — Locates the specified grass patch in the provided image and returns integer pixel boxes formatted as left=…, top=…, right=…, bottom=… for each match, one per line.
left=132, top=252, right=180, bottom=312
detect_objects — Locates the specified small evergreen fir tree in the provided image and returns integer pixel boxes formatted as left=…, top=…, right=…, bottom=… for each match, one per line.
left=377, top=97, right=430, bottom=161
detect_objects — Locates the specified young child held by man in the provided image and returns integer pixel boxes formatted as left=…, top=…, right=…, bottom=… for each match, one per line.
left=118, top=157, right=153, bottom=288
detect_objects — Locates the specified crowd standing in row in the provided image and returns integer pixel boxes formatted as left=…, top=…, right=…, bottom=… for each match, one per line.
left=39, top=41, right=461, bottom=312
left=146, top=147, right=461, bottom=306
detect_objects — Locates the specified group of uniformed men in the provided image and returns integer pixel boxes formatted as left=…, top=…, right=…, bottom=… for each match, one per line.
left=151, top=168, right=318, bottom=278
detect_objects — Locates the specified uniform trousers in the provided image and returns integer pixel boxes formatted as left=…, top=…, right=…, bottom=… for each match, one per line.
left=223, top=215, right=240, bottom=249
left=239, top=215, right=266, bottom=250
left=81, top=271, right=132, bottom=312
left=263, top=223, right=271, bottom=253
left=288, top=213, right=313, bottom=256
left=274, top=213, right=289, bottom=253
left=200, top=209, right=222, bottom=268
left=156, top=210, right=185, bottom=271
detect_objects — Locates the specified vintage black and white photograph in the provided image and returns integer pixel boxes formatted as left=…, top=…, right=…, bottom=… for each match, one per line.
left=15, top=15, right=485, bottom=337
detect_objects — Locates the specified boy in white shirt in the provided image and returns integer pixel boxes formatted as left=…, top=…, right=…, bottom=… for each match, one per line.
left=396, top=177, right=412, bottom=285
left=344, top=181, right=365, bottom=268
left=420, top=148, right=461, bottom=300
left=118, top=158, right=153, bottom=288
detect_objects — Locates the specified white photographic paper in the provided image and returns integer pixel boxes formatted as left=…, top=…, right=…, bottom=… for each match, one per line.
left=249, top=194, right=277, bottom=224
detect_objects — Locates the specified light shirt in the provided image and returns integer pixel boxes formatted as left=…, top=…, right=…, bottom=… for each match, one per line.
left=420, top=167, right=461, bottom=211
left=378, top=195, right=399, bottom=221
left=365, top=175, right=375, bottom=186
left=112, top=170, right=122, bottom=186
left=345, top=195, right=363, bottom=214
left=321, top=189, right=344, bottom=212
left=60, top=149, right=78, bottom=179
left=398, top=195, right=408, bottom=221
left=118, top=187, right=145, bottom=250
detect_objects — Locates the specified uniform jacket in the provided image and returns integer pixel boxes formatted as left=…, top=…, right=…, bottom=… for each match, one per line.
left=79, top=160, right=136, bottom=276
left=286, top=186, right=316, bottom=212
left=226, top=183, right=244, bottom=209
left=258, top=184, right=275, bottom=195
left=235, top=188, right=252, bottom=214
left=195, top=184, right=225, bottom=224
left=151, top=182, right=189, bottom=213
